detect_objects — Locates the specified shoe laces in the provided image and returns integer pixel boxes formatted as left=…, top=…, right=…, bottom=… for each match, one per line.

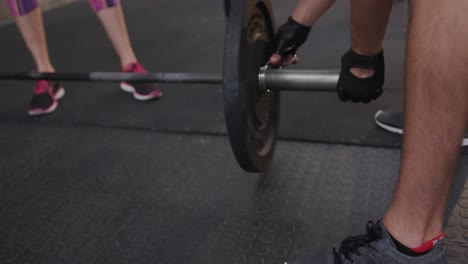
left=33, top=80, right=52, bottom=95
left=333, top=221, right=382, bottom=264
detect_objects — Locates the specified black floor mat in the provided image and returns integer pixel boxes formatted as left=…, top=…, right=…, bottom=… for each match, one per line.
left=0, top=123, right=467, bottom=263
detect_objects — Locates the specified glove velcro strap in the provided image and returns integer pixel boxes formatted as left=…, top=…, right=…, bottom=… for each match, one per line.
left=341, top=49, right=384, bottom=70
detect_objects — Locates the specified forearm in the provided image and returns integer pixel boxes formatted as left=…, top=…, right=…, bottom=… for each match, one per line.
left=291, top=0, right=336, bottom=27
left=350, top=0, right=393, bottom=55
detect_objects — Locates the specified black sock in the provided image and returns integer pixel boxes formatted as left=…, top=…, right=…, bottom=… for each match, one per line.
left=388, top=233, right=431, bottom=257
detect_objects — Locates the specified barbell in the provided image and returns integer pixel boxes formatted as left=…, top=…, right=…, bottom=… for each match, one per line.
left=0, top=0, right=339, bottom=172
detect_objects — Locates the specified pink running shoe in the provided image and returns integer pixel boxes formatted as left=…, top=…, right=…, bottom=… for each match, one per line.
left=120, top=62, right=163, bottom=101
left=28, top=80, right=65, bottom=116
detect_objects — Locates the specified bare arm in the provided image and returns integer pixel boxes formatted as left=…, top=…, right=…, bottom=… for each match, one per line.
left=291, top=0, right=336, bottom=27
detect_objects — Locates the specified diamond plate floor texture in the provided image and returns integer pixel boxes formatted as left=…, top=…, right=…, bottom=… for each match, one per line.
left=0, top=123, right=467, bottom=264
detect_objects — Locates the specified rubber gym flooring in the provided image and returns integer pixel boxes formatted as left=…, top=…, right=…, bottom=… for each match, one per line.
left=0, top=0, right=467, bottom=263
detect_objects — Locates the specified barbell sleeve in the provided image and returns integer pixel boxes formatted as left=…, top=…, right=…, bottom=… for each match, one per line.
left=259, top=67, right=340, bottom=92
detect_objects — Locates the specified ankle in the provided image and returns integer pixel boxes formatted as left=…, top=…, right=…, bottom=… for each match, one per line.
left=383, top=211, right=443, bottom=248
left=121, top=61, right=142, bottom=73
left=120, top=55, right=138, bottom=68
left=121, top=60, right=139, bottom=70
left=37, top=65, right=55, bottom=73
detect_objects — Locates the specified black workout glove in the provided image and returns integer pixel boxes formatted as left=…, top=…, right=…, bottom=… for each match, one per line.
left=336, top=49, right=385, bottom=103
left=269, top=17, right=311, bottom=67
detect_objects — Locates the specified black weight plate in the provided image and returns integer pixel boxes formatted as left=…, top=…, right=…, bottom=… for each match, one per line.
left=223, top=0, right=279, bottom=172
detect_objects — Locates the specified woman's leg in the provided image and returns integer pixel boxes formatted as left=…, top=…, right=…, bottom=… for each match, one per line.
left=8, top=0, right=55, bottom=72
left=89, top=0, right=137, bottom=67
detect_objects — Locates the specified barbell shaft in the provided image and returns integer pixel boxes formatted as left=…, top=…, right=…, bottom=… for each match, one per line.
left=0, top=69, right=341, bottom=91
left=0, top=72, right=224, bottom=84
left=259, top=68, right=340, bottom=92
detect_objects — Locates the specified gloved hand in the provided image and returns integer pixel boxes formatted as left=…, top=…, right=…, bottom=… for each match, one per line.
left=336, top=49, right=385, bottom=103
left=268, top=17, right=311, bottom=68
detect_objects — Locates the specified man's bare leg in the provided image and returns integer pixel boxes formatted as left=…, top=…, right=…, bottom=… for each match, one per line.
left=383, top=0, right=468, bottom=248
left=287, top=0, right=466, bottom=262
left=14, top=8, right=55, bottom=72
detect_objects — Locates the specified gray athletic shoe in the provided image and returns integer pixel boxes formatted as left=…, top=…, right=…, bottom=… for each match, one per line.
left=374, top=110, right=468, bottom=147
left=287, top=220, right=447, bottom=264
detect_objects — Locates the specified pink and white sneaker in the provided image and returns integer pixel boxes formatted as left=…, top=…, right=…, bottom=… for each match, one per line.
left=120, top=62, right=163, bottom=101
left=28, top=80, right=65, bottom=117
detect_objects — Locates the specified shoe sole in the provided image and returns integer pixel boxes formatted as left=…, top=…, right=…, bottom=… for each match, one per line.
left=374, top=110, right=468, bottom=147
left=28, top=101, right=58, bottom=116
left=374, top=110, right=403, bottom=135
left=120, top=83, right=162, bottom=101
left=55, top=87, right=65, bottom=100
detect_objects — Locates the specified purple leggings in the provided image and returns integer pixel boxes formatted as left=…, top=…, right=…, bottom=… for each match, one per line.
left=7, top=0, right=120, bottom=17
